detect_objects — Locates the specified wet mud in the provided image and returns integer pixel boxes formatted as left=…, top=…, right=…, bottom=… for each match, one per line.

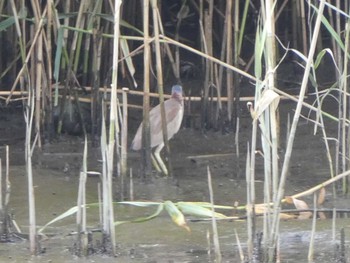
left=0, top=94, right=348, bottom=262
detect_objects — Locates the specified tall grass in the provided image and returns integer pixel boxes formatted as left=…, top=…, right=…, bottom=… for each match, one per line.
left=1, top=0, right=350, bottom=261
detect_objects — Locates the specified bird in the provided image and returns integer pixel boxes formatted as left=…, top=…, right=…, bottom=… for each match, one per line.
left=131, top=85, right=184, bottom=175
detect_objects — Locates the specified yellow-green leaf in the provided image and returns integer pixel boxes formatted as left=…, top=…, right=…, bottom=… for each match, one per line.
left=164, top=201, right=190, bottom=232
left=177, top=202, right=228, bottom=219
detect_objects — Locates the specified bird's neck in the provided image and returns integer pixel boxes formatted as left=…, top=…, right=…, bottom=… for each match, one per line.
left=171, top=93, right=183, bottom=103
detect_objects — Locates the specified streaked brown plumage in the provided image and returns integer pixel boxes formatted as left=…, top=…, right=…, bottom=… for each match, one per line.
left=131, top=85, right=184, bottom=175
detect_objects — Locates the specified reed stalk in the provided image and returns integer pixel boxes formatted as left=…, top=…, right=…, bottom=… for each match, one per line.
left=129, top=168, right=134, bottom=201
left=0, top=159, right=2, bottom=233
left=5, top=146, right=10, bottom=208
left=151, top=0, right=172, bottom=176
left=101, top=0, right=122, bottom=255
left=0, top=148, right=10, bottom=241
left=299, top=0, right=307, bottom=56
left=245, top=144, right=253, bottom=260
left=307, top=194, right=317, bottom=262
left=199, top=19, right=208, bottom=128
left=246, top=11, right=264, bottom=257
left=90, top=2, right=103, bottom=145
left=81, top=2, right=93, bottom=85
left=141, top=0, right=152, bottom=177
left=100, top=104, right=109, bottom=232
left=326, top=3, right=336, bottom=63
left=332, top=1, right=342, bottom=185
left=340, top=228, right=346, bottom=262
left=226, top=0, right=233, bottom=122
left=214, top=4, right=227, bottom=125
left=76, top=137, right=88, bottom=256
left=308, top=73, right=336, bottom=199
left=100, top=99, right=116, bottom=254
left=233, top=0, right=240, bottom=126
left=10, top=0, right=40, bottom=254
left=265, top=1, right=279, bottom=194
left=340, top=18, right=350, bottom=193
left=234, top=228, right=244, bottom=262
left=6, top=1, right=46, bottom=104
left=24, top=72, right=38, bottom=255
left=44, top=0, right=54, bottom=140
left=161, top=35, right=256, bottom=82
left=97, top=182, right=102, bottom=227
left=29, top=0, right=45, bottom=148
left=206, top=229, right=211, bottom=260
left=234, top=117, right=240, bottom=176
left=332, top=207, right=336, bottom=242
left=207, top=166, right=222, bottom=262
left=120, top=87, right=129, bottom=182
left=0, top=154, right=10, bottom=241
left=270, top=1, right=326, bottom=258
left=0, top=0, right=4, bottom=81
left=248, top=115, right=257, bottom=260
left=70, top=0, right=87, bottom=74
left=259, top=1, right=280, bottom=259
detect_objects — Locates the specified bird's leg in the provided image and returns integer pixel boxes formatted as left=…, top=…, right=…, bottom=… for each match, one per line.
left=154, top=142, right=168, bottom=175
left=151, top=152, right=162, bottom=173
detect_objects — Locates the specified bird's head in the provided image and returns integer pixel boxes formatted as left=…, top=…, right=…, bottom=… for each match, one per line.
left=171, top=85, right=183, bottom=100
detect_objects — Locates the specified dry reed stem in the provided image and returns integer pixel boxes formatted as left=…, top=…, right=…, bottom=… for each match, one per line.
left=151, top=0, right=171, bottom=175
left=6, top=3, right=47, bottom=105
left=120, top=87, right=129, bottom=179
left=161, top=35, right=256, bottom=82
left=245, top=169, right=350, bottom=212
left=207, top=166, right=222, bottom=262
left=141, top=0, right=152, bottom=176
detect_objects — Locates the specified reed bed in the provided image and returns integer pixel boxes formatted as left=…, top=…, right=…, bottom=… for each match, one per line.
left=1, top=0, right=350, bottom=262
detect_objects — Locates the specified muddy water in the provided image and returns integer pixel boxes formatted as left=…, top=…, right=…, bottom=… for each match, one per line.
left=1, top=100, right=350, bottom=262
left=4, top=165, right=350, bottom=263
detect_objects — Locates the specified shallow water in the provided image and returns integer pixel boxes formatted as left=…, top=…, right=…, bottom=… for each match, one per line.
left=1, top=100, right=350, bottom=262
left=3, top=162, right=349, bottom=262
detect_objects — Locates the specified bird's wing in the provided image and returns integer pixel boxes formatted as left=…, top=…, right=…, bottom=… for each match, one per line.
left=131, top=98, right=183, bottom=149
left=131, top=123, right=143, bottom=150
left=149, top=99, right=182, bottom=140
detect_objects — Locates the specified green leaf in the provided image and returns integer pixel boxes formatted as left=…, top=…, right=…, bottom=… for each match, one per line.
left=177, top=202, right=228, bottom=219
left=114, top=203, right=164, bottom=225
left=118, top=201, right=162, bottom=207
left=189, top=202, right=234, bottom=209
left=0, top=17, right=15, bottom=32
left=164, top=201, right=190, bottom=231
left=96, top=14, right=144, bottom=35
left=38, top=206, right=82, bottom=233
left=254, top=21, right=266, bottom=79
left=310, top=3, right=346, bottom=57
left=0, top=7, right=27, bottom=32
